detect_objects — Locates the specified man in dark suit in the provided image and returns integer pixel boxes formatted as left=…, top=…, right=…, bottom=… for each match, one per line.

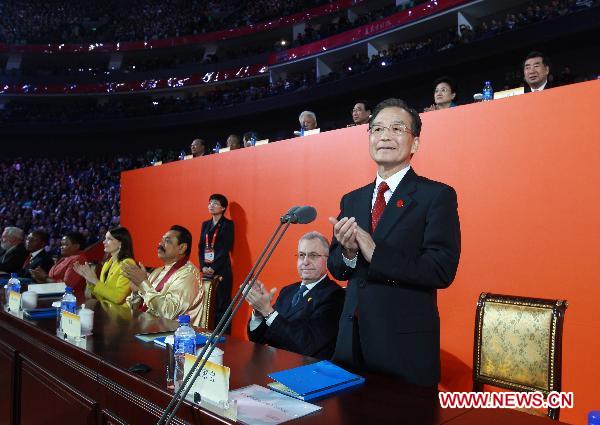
left=20, top=231, right=54, bottom=279
left=523, top=51, right=551, bottom=93
left=0, top=227, right=27, bottom=274
left=245, top=231, right=345, bottom=359
left=328, top=98, right=461, bottom=387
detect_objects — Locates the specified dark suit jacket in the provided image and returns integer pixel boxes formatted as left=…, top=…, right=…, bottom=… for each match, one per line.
left=0, top=243, right=27, bottom=274
left=328, top=168, right=461, bottom=387
left=19, top=250, right=54, bottom=278
left=524, top=80, right=552, bottom=93
left=198, top=216, right=234, bottom=279
left=247, top=276, right=345, bottom=360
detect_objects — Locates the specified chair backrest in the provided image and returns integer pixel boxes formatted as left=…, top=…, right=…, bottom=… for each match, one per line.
left=197, top=275, right=221, bottom=330
left=473, top=292, right=567, bottom=420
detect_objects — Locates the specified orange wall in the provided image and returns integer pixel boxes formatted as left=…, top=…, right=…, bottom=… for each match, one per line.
left=121, top=80, right=600, bottom=424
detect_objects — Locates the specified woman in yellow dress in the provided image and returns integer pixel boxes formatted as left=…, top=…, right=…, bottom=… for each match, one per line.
left=73, top=227, right=135, bottom=305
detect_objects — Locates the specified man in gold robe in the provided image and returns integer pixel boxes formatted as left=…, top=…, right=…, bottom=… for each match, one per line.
left=124, top=225, right=204, bottom=326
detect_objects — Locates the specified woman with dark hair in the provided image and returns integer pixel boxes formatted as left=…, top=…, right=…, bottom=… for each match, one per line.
left=31, top=232, right=87, bottom=295
left=424, top=76, right=457, bottom=112
left=73, top=227, right=135, bottom=305
left=199, top=194, right=234, bottom=330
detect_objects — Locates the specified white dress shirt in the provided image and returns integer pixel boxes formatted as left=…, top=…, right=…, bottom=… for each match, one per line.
left=343, top=165, right=411, bottom=268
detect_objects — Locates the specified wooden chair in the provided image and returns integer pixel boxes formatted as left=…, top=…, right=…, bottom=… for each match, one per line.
left=197, top=275, right=221, bottom=330
left=473, top=292, right=567, bottom=420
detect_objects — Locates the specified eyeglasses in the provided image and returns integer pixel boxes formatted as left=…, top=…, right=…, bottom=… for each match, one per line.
left=296, top=252, right=328, bottom=261
left=368, top=123, right=414, bottom=137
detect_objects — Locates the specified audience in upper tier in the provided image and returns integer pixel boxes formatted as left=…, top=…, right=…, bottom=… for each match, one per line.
left=299, top=111, right=318, bottom=132
left=423, top=77, right=458, bottom=112
left=3, top=0, right=595, bottom=126
left=226, top=135, right=243, bottom=150
left=523, top=51, right=552, bottom=92
left=350, top=101, right=371, bottom=126
left=0, top=0, right=331, bottom=45
left=190, top=139, right=209, bottom=158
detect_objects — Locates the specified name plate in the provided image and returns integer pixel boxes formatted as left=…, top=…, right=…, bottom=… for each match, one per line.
left=61, top=311, right=81, bottom=338
left=8, top=291, right=21, bottom=312
left=184, top=354, right=230, bottom=406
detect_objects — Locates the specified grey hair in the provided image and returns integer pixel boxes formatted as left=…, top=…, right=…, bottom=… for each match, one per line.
left=298, top=110, right=317, bottom=126
left=299, top=231, right=330, bottom=252
left=3, top=226, right=24, bottom=241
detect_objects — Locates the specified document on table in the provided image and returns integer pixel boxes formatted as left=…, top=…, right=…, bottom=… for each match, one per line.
left=229, top=384, right=321, bottom=425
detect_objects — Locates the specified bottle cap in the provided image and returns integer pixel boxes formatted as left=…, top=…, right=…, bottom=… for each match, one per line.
left=10, top=272, right=17, bottom=278
left=178, top=315, right=190, bottom=324
left=65, top=286, right=73, bottom=293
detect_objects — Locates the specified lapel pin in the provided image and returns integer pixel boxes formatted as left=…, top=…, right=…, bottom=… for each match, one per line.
left=307, top=297, right=313, bottom=303
left=396, top=199, right=405, bottom=208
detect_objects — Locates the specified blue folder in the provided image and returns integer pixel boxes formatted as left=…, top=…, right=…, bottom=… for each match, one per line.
left=23, top=307, right=58, bottom=320
left=267, top=360, right=365, bottom=401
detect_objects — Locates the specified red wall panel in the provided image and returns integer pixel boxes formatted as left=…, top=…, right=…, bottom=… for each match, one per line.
left=122, top=80, right=600, bottom=424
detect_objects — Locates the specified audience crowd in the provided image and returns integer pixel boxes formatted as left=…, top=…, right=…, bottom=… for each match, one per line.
left=0, top=0, right=329, bottom=44
left=0, top=157, right=145, bottom=256
left=2, top=0, right=597, bottom=126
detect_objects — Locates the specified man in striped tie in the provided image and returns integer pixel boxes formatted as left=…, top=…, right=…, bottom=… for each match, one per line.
left=328, top=98, right=461, bottom=387
left=245, top=231, right=345, bottom=359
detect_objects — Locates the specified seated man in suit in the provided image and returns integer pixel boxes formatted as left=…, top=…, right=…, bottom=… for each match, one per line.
left=524, top=51, right=551, bottom=92
left=123, top=225, right=204, bottom=326
left=20, top=231, right=54, bottom=279
left=0, top=227, right=27, bottom=274
left=245, top=231, right=345, bottom=359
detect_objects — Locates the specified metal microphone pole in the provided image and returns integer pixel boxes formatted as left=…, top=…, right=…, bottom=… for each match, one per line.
left=157, top=214, right=295, bottom=425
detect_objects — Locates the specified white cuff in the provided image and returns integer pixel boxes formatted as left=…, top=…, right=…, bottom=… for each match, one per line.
left=249, top=311, right=263, bottom=332
left=265, top=310, right=279, bottom=326
left=342, top=252, right=358, bottom=269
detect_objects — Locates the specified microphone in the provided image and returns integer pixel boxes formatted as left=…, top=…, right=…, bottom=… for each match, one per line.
left=281, top=205, right=317, bottom=224
left=280, top=206, right=300, bottom=223
left=293, top=205, right=317, bottom=224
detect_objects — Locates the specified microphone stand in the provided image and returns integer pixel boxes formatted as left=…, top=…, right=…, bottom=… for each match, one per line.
left=157, top=217, right=294, bottom=425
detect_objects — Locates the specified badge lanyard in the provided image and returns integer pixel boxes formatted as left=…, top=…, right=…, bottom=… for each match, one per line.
left=204, top=225, right=219, bottom=264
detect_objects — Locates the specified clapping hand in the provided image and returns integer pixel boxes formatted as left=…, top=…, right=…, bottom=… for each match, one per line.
left=243, top=280, right=276, bottom=317
left=122, top=262, right=148, bottom=292
left=329, top=216, right=376, bottom=263
left=73, top=262, right=99, bottom=285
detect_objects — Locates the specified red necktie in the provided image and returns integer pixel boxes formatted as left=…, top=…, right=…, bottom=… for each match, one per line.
left=22, top=253, right=32, bottom=269
left=371, top=181, right=389, bottom=232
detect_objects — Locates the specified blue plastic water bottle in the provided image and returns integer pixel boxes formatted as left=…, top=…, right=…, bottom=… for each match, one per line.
left=589, top=411, right=600, bottom=425
left=5, top=273, right=20, bottom=308
left=300, top=125, right=305, bottom=137
left=213, top=142, right=221, bottom=153
left=60, top=287, right=77, bottom=313
left=173, top=315, right=196, bottom=390
left=250, top=134, right=257, bottom=146
left=178, top=150, right=186, bottom=160
left=482, top=81, right=494, bottom=101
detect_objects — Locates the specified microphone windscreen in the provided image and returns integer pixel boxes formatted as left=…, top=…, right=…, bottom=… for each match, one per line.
left=295, top=206, right=317, bottom=224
